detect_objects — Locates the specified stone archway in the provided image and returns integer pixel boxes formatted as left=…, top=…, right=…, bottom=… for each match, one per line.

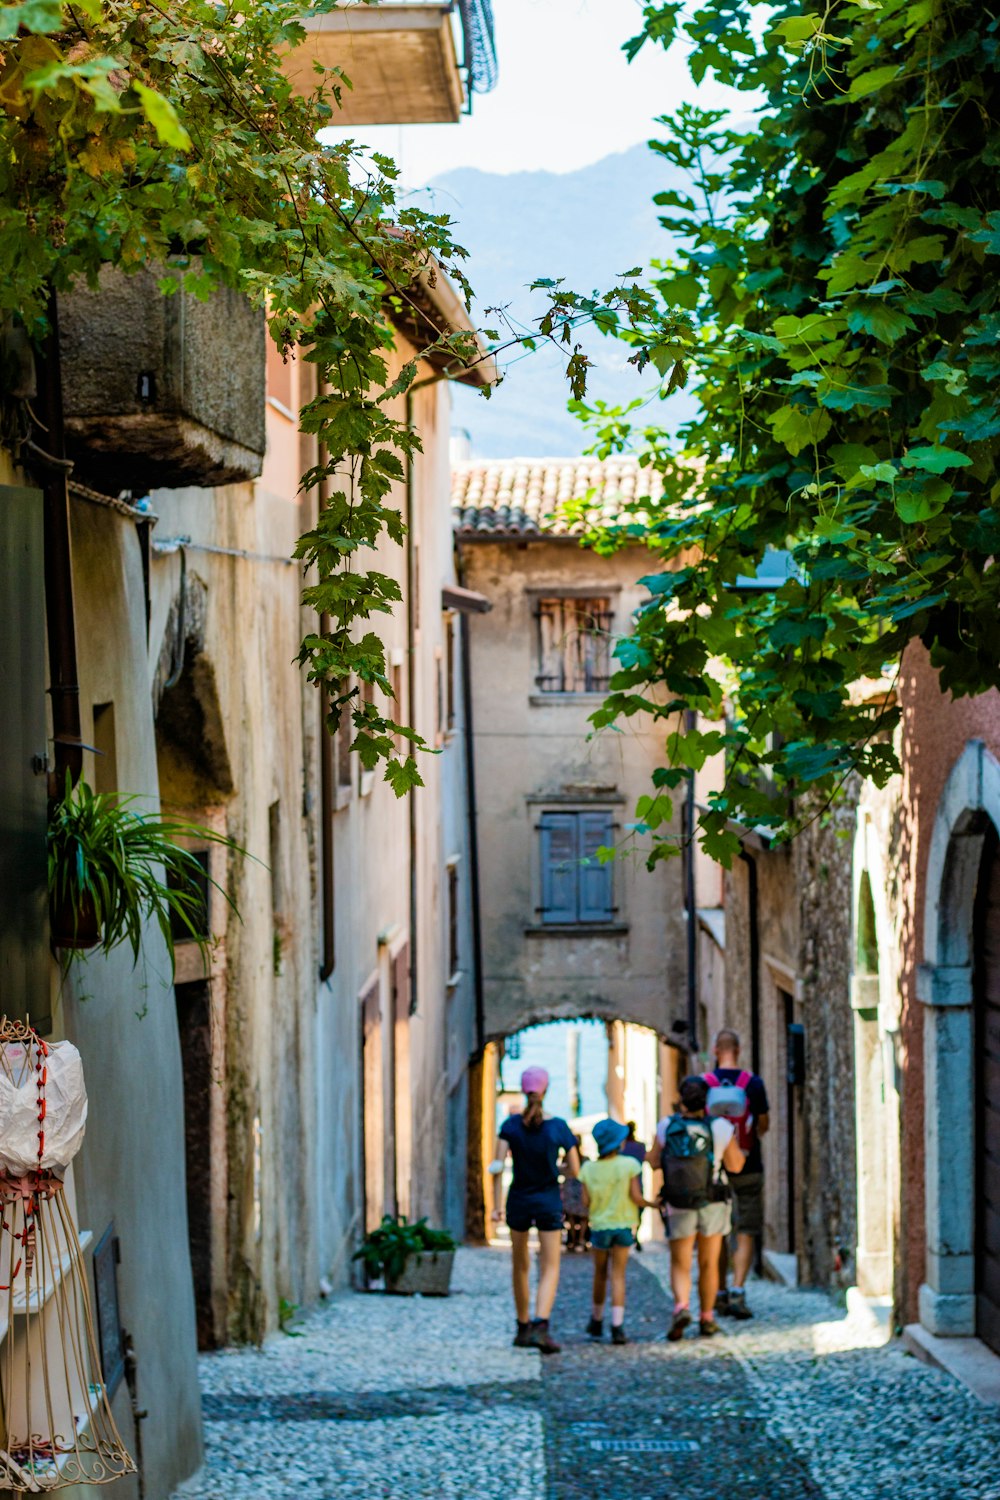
left=918, top=738, right=1000, bottom=1337
left=851, top=815, right=900, bottom=1300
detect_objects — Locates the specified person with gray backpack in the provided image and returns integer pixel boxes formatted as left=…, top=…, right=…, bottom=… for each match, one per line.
left=650, top=1075, right=746, bottom=1341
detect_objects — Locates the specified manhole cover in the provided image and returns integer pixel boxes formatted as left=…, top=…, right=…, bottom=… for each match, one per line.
left=589, top=1439, right=700, bottom=1454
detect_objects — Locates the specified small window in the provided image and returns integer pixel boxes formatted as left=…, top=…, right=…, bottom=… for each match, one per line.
left=535, top=597, right=612, bottom=693
left=447, top=860, right=460, bottom=977
left=537, top=810, right=615, bottom=925
left=168, top=849, right=211, bottom=944
left=92, top=702, right=117, bottom=796
left=445, top=614, right=457, bottom=731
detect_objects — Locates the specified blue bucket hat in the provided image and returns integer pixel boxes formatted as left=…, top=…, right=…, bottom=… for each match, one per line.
left=593, top=1118, right=629, bottom=1158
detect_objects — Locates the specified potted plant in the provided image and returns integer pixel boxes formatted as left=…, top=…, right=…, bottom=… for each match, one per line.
left=353, top=1216, right=457, bottom=1296
left=47, top=776, right=240, bottom=969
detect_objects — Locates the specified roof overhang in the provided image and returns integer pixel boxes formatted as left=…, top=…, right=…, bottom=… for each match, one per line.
left=442, top=582, right=491, bottom=613
left=283, top=4, right=465, bottom=125
left=394, top=254, right=496, bottom=388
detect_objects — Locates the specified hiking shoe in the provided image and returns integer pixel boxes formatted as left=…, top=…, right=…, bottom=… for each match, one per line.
left=716, top=1289, right=732, bottom=1316
left=611, top=1326, right=628, bottom=1346
left=699, top=1316, right=721, bottom=1337
left=529, top=1321, right=561, bottom=1355
left=586, top=1317, right=603, bottom=1339
left=667, top=1309, right=691, bottom=1342
left=513, top=1322, right=533, bottom=1347
left=728, top=1289, right=753, bottom=1320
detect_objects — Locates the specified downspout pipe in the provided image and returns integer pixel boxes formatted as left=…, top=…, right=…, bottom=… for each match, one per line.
left=683, top=711, right=698, bottom=1057
left=458, top=581, right=485, bottom=1059
left=316, top=393, right=335, bottom=982
left=405, top=388, right=418, bottom=1015
left=740, top=847, right=761, bottom=1074
left=33, top=292, right=83, bottom=791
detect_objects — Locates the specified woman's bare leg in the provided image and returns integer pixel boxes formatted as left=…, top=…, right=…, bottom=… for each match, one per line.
left=510, top=1229, right=531, bottom=1323
left=535, top=1230, right=563, bottom=1320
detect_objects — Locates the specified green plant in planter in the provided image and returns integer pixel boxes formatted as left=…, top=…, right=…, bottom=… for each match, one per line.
left=47, top=776, right=241, bottom=971
left=352, top=1216, right=457, bottom=1285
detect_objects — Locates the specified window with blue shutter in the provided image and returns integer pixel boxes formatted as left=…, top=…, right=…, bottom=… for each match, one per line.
left=538, top=810, right=614, bottom=925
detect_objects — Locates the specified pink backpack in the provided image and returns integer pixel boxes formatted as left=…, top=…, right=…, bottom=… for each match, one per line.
left=703, top=1070, right=755, bottom=1153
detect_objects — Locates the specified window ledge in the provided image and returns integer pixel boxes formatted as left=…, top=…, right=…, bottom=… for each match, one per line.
left=529, top=693, right=608, bottom=707
left=446, top=970, right=463, bottom=991
left=524, top=923, right=628, bottom=938
left=334, top=785, right=353, bottom=812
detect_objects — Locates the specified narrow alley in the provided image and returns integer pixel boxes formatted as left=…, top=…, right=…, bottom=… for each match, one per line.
left=173, top=1249, right=1000, bottom=1500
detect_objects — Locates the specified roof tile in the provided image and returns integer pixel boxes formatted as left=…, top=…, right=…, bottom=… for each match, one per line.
left=451, top=457, right=662, bottom=538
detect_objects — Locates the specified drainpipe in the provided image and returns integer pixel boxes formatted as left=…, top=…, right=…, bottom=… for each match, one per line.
left=740, top=848, right=761, bottom=1074
left=458, top=587, right=485, bottom=1058
left=32, top=292, right=83, bottom=791
left=316, top=400, right=335, bottom=982
left=683, top=711, right=699, bottom=1057
left=405, top=388, right=418, bottom=1015
left=319, top=641, right=335, bottom=982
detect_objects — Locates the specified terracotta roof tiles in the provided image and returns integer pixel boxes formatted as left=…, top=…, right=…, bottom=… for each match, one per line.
left=451, top=457, right=662, bottom=539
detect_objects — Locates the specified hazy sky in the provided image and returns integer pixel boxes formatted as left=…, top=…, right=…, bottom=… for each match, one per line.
left=332, top=0, right=747, bottom=185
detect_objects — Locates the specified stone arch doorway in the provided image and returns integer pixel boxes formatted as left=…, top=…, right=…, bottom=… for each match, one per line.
left=851, top=820, right=901, bottom=1302
left=919, top=738, right=1000, bottom=1349
left=467, top=1013, right=684, bottom=1243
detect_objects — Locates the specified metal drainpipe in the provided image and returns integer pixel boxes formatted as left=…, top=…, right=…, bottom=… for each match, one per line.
left=33, top=291, right=83, bottom=791
left=457, top=572, right=485, bottom=1058
left=316, top=395, right=335, bottom=982
left=740, top=847, right=762, bottom=1074
left=405, top=388, right=418, bottom=1015
left=683, top=712, right=699, bottom=1057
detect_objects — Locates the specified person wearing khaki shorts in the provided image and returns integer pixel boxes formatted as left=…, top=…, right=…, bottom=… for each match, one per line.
left=651, top=1076, right=747, bottom=1341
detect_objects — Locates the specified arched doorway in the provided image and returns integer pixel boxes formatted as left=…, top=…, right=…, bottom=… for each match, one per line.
left=851, top=824, right=900, bottom=1303
left=920, top=739, right=1000, bottom=1347
left=973, top=826, right=1000, bottom=1353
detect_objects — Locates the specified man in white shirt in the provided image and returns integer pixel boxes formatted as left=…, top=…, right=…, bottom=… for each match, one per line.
left=649, top=1075, right=746, bottom=1341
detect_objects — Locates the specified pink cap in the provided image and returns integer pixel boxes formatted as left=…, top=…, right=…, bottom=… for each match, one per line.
left=520, top=1065, right=549, bottom=1096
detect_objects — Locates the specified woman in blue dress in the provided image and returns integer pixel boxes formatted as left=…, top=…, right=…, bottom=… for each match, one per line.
left=490, top=1065, right=580, bottom=1353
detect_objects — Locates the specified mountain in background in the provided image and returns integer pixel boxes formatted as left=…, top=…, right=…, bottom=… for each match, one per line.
left=421, top=141, right=689, bottom=459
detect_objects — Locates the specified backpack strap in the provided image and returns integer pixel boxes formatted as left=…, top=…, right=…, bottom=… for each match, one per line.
left=737, top=1069, right=752, bottom=1090
left=702, top=1071, right=719, bottom=1088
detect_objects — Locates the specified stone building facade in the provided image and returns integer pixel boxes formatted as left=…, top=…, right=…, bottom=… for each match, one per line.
left=453, top=458, right=689, bottom=1046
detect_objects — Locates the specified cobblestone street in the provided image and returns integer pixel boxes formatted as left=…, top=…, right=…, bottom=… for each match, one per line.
left=173, top=1248, right=1000, bottom=1500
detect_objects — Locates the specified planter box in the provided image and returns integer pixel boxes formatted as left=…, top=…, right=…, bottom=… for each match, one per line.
left=385, top=1250, right=455, bottom=1297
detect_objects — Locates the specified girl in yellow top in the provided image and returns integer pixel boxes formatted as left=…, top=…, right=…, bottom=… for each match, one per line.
left=579, top=1118, right=657, bottom=1345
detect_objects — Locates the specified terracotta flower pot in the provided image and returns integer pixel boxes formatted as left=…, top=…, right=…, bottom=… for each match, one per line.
left=50, top=888, right=101, bottom=950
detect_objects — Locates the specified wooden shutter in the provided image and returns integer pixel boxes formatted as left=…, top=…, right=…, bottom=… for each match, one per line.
left=578, top=811, right=614, bottom=923
left=539, top=813, right=578, bottom=924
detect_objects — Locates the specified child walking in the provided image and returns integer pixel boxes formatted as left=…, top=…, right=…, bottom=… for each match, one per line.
left=579, top=1118, right=657, bottom=1345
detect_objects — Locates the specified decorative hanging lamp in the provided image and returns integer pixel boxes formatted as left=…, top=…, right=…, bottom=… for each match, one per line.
left=0, top=1018, right=135, bottom=1492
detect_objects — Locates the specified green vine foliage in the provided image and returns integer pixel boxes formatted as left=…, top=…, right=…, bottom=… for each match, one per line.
left=569, top=0, right=1000, bottom=864
left=0, top=0, right=490, bottom=795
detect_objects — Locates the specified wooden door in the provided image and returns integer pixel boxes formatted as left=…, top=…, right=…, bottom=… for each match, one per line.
left=975, top=833, right=1000, bottom=1354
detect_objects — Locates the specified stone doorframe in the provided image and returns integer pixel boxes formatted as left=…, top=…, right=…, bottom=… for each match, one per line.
left=918, top=738, right=1000, bottom=1335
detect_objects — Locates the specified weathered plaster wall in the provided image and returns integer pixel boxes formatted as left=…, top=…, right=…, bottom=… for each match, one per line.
left=796, top=794, right=858, bottom=1287
left=65, top=498, right=203, bottom=1500
left=459, top=539, right=686, bottom=1043
left=722, top=805, right=856, bottom=1288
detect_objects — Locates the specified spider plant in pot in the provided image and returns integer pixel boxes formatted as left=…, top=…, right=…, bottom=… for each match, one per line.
left=47, top=775, right=241, bottom=969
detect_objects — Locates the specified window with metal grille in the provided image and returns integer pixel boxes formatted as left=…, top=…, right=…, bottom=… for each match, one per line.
left=535, top=597, right=612, bottom=693
left=537, top=810, right=615, bottom=925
